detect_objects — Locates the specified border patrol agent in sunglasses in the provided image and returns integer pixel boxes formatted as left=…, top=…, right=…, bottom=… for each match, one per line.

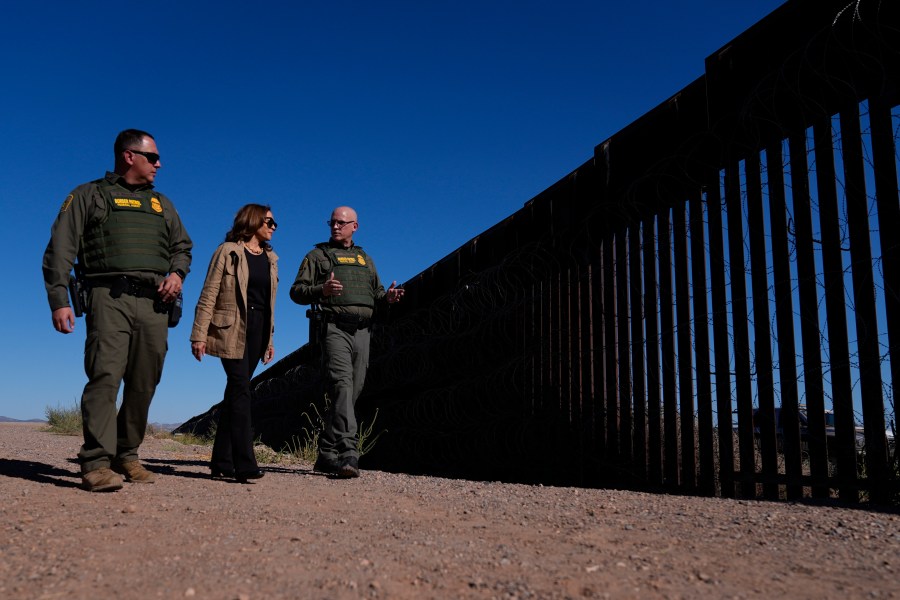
left=290, top=206, right=404, bottom=478
left=42, top=129, right=193, bottom=492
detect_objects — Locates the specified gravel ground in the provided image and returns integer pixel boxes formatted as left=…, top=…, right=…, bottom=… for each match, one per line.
left=0, top=422, right=898, bottom=599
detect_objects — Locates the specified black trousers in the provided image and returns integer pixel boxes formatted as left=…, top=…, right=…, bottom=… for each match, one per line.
left=211, top=307, right=268, bottom=473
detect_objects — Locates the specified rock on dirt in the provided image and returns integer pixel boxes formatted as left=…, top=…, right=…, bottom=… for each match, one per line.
left=0, top=422, right=898, bottom=599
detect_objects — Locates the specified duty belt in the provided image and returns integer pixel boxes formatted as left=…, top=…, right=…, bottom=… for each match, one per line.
left=322, top=312, right=371, bottom=331
left=91, top=275, right=159, bottom=300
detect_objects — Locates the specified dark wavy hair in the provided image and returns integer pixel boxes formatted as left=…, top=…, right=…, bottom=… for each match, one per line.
left=225, top=203, right=273, bottom=250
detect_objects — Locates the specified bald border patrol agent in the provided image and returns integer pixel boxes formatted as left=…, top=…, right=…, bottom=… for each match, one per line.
left=290, top=206, right=403, bottom=478
left=42, top=129, right=192, bottom=492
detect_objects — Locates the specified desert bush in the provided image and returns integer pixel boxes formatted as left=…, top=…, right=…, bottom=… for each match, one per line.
left=44, top=403, right=81, bottom=435
left=280, top=399, right=386, bottom=463
left=151, top=421, right=217, bottom=446
left=253, top=441, right=286, bottom=465
left=281, top=434, right=318, bottom=463
left=283, top=401, right=326, bottom=462
left=357, top=408, right=385, bottom=456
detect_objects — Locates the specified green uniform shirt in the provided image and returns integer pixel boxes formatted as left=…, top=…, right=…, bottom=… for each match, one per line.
left=289, top=241, right=386, bottom=318
left=42, top=171, right=193, bottom=311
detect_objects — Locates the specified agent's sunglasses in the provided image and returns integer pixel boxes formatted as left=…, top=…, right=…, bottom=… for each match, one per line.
left=127, top=149, right=161, bottom=164
left=327, top=219, right=356, bottom=228
left=264, top=217, right=278, bottom=229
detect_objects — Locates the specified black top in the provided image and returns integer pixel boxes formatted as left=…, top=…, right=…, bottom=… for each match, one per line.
left=245, top=248, right=271, bottom=310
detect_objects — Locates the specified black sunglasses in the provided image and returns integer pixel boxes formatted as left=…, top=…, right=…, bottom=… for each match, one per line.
left=127, top=149, right=161, bottom=164
left=264, top=217, right=278, bottom=229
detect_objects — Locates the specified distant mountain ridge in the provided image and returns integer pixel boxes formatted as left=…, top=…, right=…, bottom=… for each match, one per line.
left=151, top=423, right=184, bottom=433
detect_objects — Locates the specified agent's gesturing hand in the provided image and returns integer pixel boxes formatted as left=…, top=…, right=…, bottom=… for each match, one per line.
left=386, top=281, right=404, bottom=304
left=323, top=272, right=343, bottom=297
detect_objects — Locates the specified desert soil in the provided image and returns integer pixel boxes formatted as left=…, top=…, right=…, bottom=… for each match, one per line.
left=0, top=422, right=898, bottom=599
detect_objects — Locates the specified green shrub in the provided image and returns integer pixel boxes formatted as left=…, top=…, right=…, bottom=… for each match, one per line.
left=253, top=441, right=284, bottom=465
left=280, top=434, right=319, bottom=463
left=358, top=408, right=386, bottom=456
left=281, top=399, right=387, bottom=463
left=44, top=403, right=82, bottom=435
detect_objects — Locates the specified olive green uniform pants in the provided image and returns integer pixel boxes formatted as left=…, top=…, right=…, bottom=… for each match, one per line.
left=79, top=286, right=169, bottom=472
left=319, top=322, right=370, bottom=461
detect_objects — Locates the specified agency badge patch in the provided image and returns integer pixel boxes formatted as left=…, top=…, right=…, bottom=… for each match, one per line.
left=150, top=197, right=163, bottom=213
left=59, top=194, right=74, bottom=213
left=357, top=254, right=367, bottom=266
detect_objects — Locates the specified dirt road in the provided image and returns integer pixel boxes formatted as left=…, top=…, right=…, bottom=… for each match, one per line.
left=0, top=422, right=897, bottom=599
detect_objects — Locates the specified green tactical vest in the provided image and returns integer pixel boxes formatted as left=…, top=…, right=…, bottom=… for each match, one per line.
left=80, top=180, right=171, bottom=275
left=319, top=244, right=375, bottom=308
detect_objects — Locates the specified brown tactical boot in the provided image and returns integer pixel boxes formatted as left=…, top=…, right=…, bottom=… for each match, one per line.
left=112, top=460, right=157, bottom=483
left=81, top=467, right=124, bottom=492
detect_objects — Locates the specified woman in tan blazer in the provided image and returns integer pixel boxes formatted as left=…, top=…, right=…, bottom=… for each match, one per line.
left=190, top=204, right=278, bottom=482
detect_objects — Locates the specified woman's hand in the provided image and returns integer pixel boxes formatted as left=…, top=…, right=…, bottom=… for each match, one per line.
left=263, top=346, right=275, bottom=364
left=191, top=341, right=207, bottom=362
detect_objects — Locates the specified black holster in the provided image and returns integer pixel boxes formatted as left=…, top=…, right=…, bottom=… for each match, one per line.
left=168, top=293, right=183, bottom=327
left=68, top=274, right=87, bottom=317
left=306, top=306, right=326, bottom=351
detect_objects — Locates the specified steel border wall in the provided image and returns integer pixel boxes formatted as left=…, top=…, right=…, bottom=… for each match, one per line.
left=252, top=0, right=900, bottom=503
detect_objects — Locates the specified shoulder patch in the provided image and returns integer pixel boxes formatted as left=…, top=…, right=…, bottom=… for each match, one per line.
left=59, top=194, right=74, bottom=213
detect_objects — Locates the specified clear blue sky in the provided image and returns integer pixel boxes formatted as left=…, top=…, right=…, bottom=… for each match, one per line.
left=4, top=1, right=786, bottom=424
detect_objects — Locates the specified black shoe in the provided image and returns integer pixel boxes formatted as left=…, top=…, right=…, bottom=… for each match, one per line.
left=235, top=469, right=265, bottom=483
left=337, top=456, right=360, bottom=479
left=313, top=455, right=340, bottom=474
left=210, top=467, right=234, bottom=479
